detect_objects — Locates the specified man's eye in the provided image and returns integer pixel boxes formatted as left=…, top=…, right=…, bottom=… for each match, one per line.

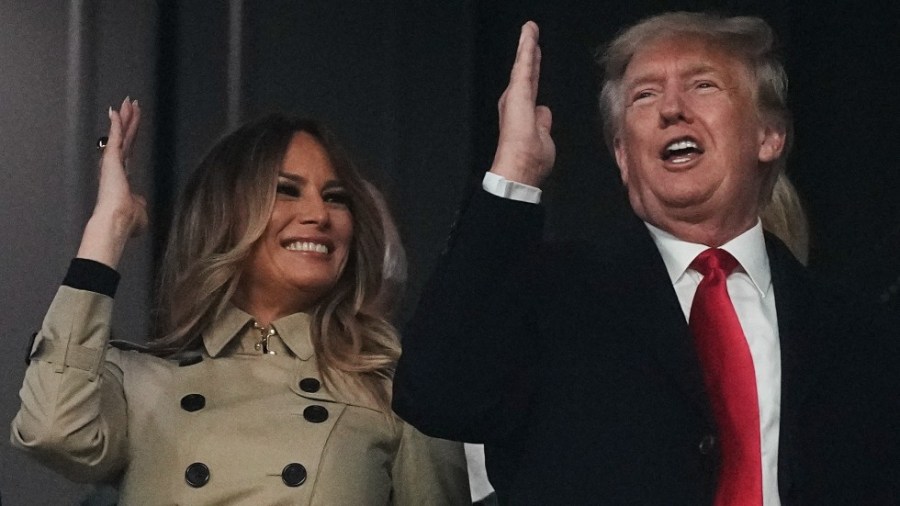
left=633, top=90, right=655, bottom=101
left=695, top=81, right=717, bottom=90
left=276, top=183, right=300, bottom=198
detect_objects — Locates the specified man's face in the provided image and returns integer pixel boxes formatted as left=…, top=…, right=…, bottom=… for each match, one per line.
left=613, top=35, right=785, bottom=240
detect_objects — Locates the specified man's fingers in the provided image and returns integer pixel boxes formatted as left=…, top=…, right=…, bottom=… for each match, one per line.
left=508, top=21, right=540, bottom=103
left=535, top=105, right=552, bottom=132
left=532, top=45, right=542, bottom=92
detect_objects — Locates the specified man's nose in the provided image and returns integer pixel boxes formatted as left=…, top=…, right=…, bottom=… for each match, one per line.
left=658, top=88, right=689, bottom=126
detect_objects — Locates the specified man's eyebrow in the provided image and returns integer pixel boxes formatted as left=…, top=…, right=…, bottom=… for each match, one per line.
left=625, top=64, right=723, bottom=90
left=624, top=72, right=665, bottom=91
left=680, top=64, right=720, bottom=79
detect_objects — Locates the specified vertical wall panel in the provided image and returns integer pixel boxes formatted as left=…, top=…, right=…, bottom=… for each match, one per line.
left=0, top=2, right=84, bottom=504
left=0, top=0, right=158, bottom=503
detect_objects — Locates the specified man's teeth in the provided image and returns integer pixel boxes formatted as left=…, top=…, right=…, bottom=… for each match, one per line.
left=666, top=140, right=699, bottom=152
left=285, top=241, right=329, bottom=254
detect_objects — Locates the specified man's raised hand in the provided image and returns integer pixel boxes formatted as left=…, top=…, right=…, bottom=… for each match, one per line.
left=489, top=21, right=556, bottom=188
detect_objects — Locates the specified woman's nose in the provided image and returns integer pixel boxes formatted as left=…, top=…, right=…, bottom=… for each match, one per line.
left=297, top=195, right=329, bottom=227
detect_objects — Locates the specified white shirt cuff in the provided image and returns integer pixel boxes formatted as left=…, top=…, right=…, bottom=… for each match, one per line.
left=482, top=172, right=542, bottom=204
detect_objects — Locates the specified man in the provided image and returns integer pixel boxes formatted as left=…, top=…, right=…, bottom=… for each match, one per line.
left=393, top=12, right=900, bottom=505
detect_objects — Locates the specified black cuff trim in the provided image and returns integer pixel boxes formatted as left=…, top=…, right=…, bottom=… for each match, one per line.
left=63, top=258, right=121, bottom=297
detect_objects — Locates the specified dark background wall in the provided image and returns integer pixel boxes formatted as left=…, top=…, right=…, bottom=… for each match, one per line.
left=1, top=1, right=897, bottom=503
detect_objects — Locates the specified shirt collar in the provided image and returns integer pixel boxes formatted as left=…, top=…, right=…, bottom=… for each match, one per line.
left=645, top=220, right=772, bottom=298
left=202, top=303, right=315, bottom=360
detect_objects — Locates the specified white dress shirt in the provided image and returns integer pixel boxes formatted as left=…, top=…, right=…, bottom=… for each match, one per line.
left=483, top=172, right=783, bottom=506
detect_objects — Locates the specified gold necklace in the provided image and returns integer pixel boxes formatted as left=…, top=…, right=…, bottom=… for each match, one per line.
left=252, top=321, right=277, bottom=355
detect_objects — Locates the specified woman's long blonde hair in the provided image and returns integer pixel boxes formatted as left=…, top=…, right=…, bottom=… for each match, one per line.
left=153, top=114, right=400, bottom=410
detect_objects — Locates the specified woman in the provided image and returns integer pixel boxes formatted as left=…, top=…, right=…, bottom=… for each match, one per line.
left=12, top=99, right=468, bottom=504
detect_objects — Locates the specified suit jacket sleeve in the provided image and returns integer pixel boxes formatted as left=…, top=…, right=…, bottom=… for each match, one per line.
left=393, top=189, right=545, bottom=443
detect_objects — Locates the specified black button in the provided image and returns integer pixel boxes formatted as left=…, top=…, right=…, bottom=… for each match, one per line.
left=281, top=463, right=307, bottom=487
left=698, top=434, right=716, bottom=455
left=180, top=394, right=206, bottom=412
left=185, top=462, right=210, bottom=487
left=299, top=377, right=321, bottom=393
left=179, top=355, right=203, bottom=367
left=303, top=405, right=329, bottom=423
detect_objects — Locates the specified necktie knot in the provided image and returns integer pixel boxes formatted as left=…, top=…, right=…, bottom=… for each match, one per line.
left=691, top=248, right=739, bottom=277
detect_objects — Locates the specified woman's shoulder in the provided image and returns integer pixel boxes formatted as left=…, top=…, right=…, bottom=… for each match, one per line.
left=105, top=340, right=206, bottom=371
left=319, top=369, right=393, bottom=413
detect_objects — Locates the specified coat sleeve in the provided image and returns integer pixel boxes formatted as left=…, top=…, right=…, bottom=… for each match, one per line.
left=10, top=260, right=128, bottom=483
left=390, top=421, right=470, bottom=505
left=392, top=189, right=545, bottom=443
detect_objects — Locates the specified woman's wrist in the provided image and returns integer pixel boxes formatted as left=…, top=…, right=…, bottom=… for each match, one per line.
left=75, top=212, right=133, bottom=269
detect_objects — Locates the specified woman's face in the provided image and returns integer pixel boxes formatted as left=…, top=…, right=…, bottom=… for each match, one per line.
left=237, top=132, right=354, bottom=318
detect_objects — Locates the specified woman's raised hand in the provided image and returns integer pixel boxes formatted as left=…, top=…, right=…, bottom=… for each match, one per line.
left=76, top=98, right=149, bottom=269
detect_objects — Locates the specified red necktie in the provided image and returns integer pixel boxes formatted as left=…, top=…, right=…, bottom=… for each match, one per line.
left=689, top=248, right=763, bottom=506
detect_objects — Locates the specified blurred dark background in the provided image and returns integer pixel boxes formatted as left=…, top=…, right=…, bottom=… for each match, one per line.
left=1, top=0, right=897, bottom=502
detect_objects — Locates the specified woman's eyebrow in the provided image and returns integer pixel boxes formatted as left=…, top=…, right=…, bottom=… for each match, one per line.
left=277, top=172, right=305, bottom=183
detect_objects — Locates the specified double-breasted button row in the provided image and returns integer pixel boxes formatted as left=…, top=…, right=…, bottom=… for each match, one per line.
left=183, top=462, right=307, bottom=488
left=180, top=387, right=328, bottom=422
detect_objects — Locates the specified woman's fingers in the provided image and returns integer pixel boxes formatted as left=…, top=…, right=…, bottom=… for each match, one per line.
left=78, top=97, right=146, bottom=268
left=104, top=106, right=124, bottom=163
left=122, top=100, right=141, bottom=160
left=118, top=97, right=132, bottom=132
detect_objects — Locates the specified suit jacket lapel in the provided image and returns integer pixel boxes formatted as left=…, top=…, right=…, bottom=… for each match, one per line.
left=768, top=235, right=833, bottom=413
left=613, top=216, right=715, bottom=426
left=768, top=234, right=838, bottom=496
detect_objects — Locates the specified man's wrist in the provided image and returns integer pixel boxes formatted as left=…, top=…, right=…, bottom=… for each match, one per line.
left=482, top=172, right=542, bottom=204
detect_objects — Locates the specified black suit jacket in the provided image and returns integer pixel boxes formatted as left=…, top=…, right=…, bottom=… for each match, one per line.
left=393, top=190, right=900, bottom=505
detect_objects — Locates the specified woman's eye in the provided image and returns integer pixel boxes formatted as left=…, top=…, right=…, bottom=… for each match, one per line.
left=276, top=183, right=300, bottom=198
left=323, top=191, right=351, bottom=207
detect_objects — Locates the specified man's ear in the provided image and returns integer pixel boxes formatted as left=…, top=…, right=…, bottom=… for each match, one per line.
left=613, top=136, right=630, bottom=185
left=758, top=123, right=786, bottom=163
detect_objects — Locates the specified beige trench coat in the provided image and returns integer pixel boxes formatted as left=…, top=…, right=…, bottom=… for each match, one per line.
left=12, top=285, right=468, bottom=505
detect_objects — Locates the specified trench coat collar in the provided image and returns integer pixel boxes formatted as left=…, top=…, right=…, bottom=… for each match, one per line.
left=202, top=303, right=315, bottom=360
